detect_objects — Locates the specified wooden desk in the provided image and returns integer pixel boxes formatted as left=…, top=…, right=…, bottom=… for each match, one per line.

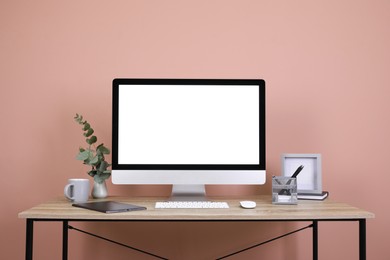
left=19, top=196, right=374, bottom=260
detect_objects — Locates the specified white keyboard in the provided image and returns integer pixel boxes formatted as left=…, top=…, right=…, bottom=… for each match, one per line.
left=155, top=201, right=229, bottom=209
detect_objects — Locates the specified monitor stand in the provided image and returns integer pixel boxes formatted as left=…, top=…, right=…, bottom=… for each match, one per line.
left=170, top=184, right=207, bottom=201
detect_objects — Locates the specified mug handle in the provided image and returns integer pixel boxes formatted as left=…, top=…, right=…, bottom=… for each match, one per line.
left=64, top=183, right=74, bottom=200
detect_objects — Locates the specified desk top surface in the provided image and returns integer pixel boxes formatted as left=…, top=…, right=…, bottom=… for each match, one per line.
left=18, top=195, right=374, bottom=221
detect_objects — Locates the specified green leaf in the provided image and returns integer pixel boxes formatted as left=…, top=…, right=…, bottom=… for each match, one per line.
left=97, top=144, right=110, bottom=155
left=89, top=155, right=99, bottom=165
left=88, top=170, right=97, bottom=177
left=98, top=160, right=109, bottom=172
left=83, top=128, right=94, bottom=137
left=86, top=135, right=97, bottom=145
left=74, top=114, right=84, bottom=124
left=76, top=150, right=90, bottom=161
left=94, top=172, right=111, bottom=183
left=83, top=122, right=90, bottom=131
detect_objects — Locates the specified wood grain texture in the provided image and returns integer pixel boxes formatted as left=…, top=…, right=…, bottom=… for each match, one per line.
left=18, top=195, right=374, bottom=221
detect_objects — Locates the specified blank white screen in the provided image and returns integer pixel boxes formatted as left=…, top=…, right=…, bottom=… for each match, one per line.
left=118, top=84, right=259, bottom=165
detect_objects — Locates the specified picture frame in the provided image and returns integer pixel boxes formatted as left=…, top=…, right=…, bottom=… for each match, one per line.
left=281, top=154, right=322, bottom=194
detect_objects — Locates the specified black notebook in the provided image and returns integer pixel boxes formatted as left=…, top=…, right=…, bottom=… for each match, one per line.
left=72, top=201, right=147, bottom=213
left=297, top=191, right=329, bottom=201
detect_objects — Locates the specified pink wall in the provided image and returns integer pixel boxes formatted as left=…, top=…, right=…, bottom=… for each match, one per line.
left=1, top=1, right=389, bottom=259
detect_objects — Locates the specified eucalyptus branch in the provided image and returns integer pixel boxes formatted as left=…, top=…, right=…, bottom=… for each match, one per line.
left=74, top=114, right=111, bottom=183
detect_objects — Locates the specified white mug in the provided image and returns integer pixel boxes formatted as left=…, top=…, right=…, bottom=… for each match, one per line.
left=64, top=179, right=90, bottom=203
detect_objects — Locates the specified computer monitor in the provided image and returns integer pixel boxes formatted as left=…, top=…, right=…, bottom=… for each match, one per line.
left=112, top=78, right=266, bottom=200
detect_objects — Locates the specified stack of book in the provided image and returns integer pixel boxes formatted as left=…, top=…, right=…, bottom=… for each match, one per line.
left=298, top=191, right=329, bottom=201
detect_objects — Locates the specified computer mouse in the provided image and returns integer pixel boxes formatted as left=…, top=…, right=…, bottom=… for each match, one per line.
left=240, top=200, right=256, bottom=209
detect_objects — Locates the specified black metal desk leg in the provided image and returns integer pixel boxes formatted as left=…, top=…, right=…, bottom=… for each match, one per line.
left=26, top=219, right=34, bottom=260
left=359, top=219, right=366, bottom=260
left=62, top=221, right=69, bottom=260
left=312, top=220, right=318, bottom=260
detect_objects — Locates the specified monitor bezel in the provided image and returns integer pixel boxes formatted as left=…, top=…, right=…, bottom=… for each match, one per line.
left=112, top=78, right=265, bottom=171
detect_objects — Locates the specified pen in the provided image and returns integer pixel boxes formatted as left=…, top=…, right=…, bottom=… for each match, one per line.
left=291, top=165, right=304, bottom=178
left=279, top=165, right=304, bottom=195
